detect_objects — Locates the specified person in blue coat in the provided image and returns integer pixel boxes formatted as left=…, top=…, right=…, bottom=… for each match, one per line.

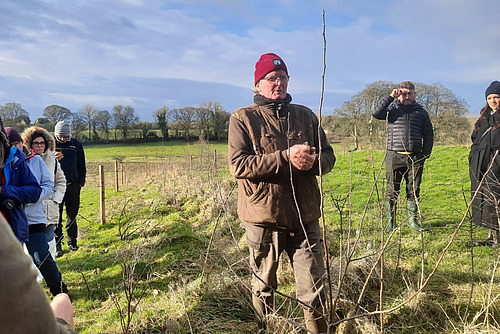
left=6, top=127, right=68, bottom=296
left=0, top=126, right=42, bottom=243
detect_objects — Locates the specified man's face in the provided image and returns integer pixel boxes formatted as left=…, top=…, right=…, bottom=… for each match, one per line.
left=57, top=135, right=70, bottom=143
left=487, top=94, right=500, bottom=112
left=256, top=70, right=288, bottom=100
left=398, top=88, right=416, bottom=105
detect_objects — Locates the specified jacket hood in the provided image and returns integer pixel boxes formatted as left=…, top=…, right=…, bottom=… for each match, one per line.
left=22, top=126, right=56, bottom=152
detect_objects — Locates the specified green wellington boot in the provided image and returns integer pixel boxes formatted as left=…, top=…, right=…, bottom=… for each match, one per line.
left=407, top=200, right=425, bottom=232
left=385, top=200, right=395, bottom=231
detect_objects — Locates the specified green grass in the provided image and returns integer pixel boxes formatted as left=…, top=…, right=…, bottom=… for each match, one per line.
left=83, top=140, right=229, bottom=161
left=55, top=142, right=500, bottom=333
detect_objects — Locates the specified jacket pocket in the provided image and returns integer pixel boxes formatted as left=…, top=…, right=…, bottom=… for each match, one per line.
left=245, top=181, right=270, bottom=204
left=45, top=201, right=59, bottom=224
left=244, top=223, right=273, bottom=251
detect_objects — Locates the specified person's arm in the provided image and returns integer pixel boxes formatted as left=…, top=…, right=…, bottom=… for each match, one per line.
left=76, top=141, right=86, bottom=187
left=52, top=159, right=67, bottom=204
left=2, top=160, right=42, bottom=204
left=35, top=155, right=55, bottom=202
left=228, top=113, right=285, bottom=179
left=421, top=111, right=434, bottom=158
left=372, top=94, right=396, bottom=120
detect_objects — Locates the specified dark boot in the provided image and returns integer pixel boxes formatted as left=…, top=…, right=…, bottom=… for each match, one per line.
left=304, top=308, right=329, bottom=334
left=55, top=242, right=63, bottom=258
left=253, top=294, right=273, bottom=333
left=407, top=201, right=424, bottom=232
left=385, top=200, right=396, bottom=231
left=68, top=240, right=79, bottom=252
left=49, top=281, right=68, bottom=297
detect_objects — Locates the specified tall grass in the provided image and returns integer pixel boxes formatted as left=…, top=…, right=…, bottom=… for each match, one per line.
left=59, top=142, right=500, bottom=333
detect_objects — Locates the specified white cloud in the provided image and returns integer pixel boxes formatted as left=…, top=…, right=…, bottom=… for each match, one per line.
left=0, top=0, right=497, bottom=120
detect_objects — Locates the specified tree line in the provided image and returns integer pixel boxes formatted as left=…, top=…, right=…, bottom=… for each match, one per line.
left=1, top=81, right=472, bottom=145
left=0, top=101, right=231, bottom=143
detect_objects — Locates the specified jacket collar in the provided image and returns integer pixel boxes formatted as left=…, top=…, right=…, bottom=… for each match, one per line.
left=254, top=93, right=293, bottom=117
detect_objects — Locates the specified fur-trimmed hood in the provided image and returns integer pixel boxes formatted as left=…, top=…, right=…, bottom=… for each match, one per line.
left=21, top=126, right=56, bottom=152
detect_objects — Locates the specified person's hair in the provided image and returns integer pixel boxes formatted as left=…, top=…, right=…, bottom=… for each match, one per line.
left=474, top=102, right=500, bottom=130
left=398, top=81, right=415, bottom=91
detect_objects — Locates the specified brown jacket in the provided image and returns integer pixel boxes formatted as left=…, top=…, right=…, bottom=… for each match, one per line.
left=0, top=214, right=77, bottom=334
left=228, top=94, right=335, bottom=230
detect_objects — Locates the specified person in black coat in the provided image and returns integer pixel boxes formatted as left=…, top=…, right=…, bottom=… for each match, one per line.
left=373, top=81, right=434, bottom=232
left=53, top=121, right=86, bottom=255
left=469, top=80, right=500, bottom=247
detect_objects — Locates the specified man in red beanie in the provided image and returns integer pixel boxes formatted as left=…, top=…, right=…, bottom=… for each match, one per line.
left=228, top=53, right=336, bottom=333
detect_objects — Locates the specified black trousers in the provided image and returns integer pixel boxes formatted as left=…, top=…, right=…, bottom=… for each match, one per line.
left=385, top=150, right=425, bottom=202
left=55, top=182, right=81, bottom=245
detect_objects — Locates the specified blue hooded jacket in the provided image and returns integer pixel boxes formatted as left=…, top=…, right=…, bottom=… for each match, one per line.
left=2, top=147, right=42, bottom=242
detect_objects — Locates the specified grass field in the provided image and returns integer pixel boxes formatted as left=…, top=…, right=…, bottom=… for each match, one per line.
left=55, top=141, right=500, bottom=333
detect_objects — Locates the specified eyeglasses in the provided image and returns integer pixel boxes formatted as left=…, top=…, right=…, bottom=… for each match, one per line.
left=263, top=75, right=290, bottom=84
left=32, top=141, right=46, bottom=147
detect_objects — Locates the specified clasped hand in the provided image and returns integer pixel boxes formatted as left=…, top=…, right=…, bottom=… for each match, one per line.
left=288, top=143, right=317, bottom=171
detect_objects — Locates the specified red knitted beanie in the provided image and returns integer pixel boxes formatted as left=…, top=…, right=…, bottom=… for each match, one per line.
left=254, top=53, right=288, bottom=86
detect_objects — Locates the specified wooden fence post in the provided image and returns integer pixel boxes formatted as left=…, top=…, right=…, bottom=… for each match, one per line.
left=99, top=165, right=105, bottom=225
left=114, top=160, right=119, bottom=192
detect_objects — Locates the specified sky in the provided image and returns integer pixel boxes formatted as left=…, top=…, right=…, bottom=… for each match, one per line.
left=0, top=0, right=499, bottom=122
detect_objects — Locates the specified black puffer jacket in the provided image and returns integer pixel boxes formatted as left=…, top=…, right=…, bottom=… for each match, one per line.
left=373, top=95, right=434, bottom=157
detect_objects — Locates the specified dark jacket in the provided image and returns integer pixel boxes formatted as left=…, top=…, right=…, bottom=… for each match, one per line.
left=469, top=112, right=500, bottom=229
left=2, top=146, right=43, bottom=242
left=56, top=138, right=86, bottom=186
left=228, top=94, right=335, bottom=230
left=372, top=95, right=434, bottom=157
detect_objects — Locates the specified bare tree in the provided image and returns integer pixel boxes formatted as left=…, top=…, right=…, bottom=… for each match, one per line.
left=71, top=113, right=86, bottom=140
left=196, top=106, right=211, bottom=141
left=200, top=100, right=230, bottom=141
left=416, top=82, right=469, bottom=117
left=113, top=105, right=138, bottom=141
left=172, top=107, right=197, bottom=140
left=0, top=102, right=30, bottom=127
left=43, top=105, right=71, bottom=123
left=80, top=104, right=99, bottom=141
left=95, top=110, right=113, bottom=141
left=154, top=106, right=169, bottom=139
left=334, top=81, right=393, bottom=150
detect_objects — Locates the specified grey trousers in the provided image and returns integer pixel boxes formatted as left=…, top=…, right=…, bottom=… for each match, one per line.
left=243, top=220, right=326, bottom=327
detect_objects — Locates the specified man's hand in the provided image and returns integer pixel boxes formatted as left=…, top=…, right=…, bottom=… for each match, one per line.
left=54, top=151, right=64, bottom=161
left=288, top=143, right=317, bottom=171
left=51, top=293, right=74, bottom=328
left=390, top=89, right=401, bottom=98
